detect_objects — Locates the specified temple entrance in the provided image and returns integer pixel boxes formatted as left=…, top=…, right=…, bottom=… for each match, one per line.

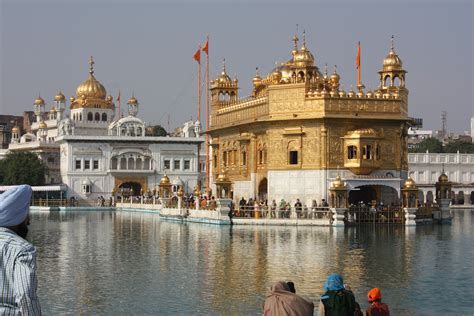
left=119, top=182, right=142, bottom=197
left=258, top=178, right=268, bottom=202
left=349, top=185, right=399, bottom=206
left=349, top=186, right=377, bottom=205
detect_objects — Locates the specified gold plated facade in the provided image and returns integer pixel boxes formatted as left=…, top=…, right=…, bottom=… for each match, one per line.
left=208, top=35, right=409, bottom=195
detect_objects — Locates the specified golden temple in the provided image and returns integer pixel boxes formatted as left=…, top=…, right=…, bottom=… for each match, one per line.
left=208, top=34, right=409, bottom=205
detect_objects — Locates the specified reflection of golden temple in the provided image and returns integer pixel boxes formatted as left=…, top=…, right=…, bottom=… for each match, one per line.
left=208, top=34, right=409, bottom=204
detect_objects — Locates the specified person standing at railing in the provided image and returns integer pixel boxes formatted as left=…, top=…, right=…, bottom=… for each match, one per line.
left=0, top=185, right=41, bottom=315
left=311, top=200, right=318, bottom=219
left=239, top=197, right=246, bottom=217
left=279, top=199, right=286, bottom=219
left=295, top=199, right=303, bottom=219
left=270, top=200, right=277, bottom=218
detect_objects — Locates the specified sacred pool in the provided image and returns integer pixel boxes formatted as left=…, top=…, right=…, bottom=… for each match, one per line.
left=29, top=209, right=473, bottom=315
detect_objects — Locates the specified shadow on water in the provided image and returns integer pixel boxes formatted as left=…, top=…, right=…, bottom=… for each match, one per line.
left=28, top=210, right=474, bottom=315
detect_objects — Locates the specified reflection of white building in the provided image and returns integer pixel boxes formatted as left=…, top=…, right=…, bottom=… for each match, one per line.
left=9, top=57, right=204, bottom=202
left=408, top=152, right=474, bottom=204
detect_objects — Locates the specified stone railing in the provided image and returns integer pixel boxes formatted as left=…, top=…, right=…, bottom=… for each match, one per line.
left=211, top=97, right=269, bottom=128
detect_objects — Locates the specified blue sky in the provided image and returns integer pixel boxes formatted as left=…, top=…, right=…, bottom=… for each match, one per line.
left=1, top=0, right=472, bottom=132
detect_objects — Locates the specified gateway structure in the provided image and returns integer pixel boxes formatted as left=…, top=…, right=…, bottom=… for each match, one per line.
left=208, top=34, right=410, bottom=205
left=9, top=57, right=204, bottom=202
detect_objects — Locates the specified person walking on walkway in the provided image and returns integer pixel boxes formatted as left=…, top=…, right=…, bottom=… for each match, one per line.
left=263, top=281, right=313, bottom=316
left=366, top=288, right=390, bottom=316
left=317, top=273, right=358, bottom=316
left=0, top=185, right=41, bottom=315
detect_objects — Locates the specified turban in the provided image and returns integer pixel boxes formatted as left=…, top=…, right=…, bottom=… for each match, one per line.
left=0, top=185, right=32, bottom=227
left=324, top=273, right=345, bottom=291
left=368, top=288, right=382, bottom=302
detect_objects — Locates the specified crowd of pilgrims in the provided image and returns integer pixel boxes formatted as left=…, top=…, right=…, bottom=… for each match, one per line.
left=264, top=274, right=390, bottom=316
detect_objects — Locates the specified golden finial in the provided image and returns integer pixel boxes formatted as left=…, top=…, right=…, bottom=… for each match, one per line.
left=292, top=34, right=299, bottom=53
left=221, top=58, right=226, bottom=74
left=324, top=63, right=328, bottom=77
left=333, top=64, right=338, bottom=74
left=89, top=56, right=94, bottom=75
left=390, top=35, right=395, bottom=52
left=301, top=30, right=307, bottom=50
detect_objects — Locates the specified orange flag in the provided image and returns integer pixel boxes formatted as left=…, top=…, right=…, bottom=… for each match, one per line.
left=193, top=47, right=201, bottom=64
left=202, top=39, right=209, bottom=55
left=356, top=41, right=361, bottom=69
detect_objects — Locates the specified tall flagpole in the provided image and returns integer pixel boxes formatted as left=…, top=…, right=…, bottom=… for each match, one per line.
left=203, top=36, right=210, bottom=194
left=193, top=46, right=202, bottom=190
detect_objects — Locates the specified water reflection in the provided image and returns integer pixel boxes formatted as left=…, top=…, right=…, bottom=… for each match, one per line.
left=29, top=210, right=474, bottom=315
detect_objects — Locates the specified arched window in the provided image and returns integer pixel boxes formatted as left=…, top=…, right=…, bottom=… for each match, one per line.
left=363, top=145, right=372, bottom=159
left=348, top=146, right=357, bottom=159
left=376, top=145, right=381, bottom=160
left=241, top=151, right=246, bottom=166
left=393, top=76, right=401, bottom=87
left=87, top=112, right=93, bottom=121
left=136, top=158, right=143, bottom=170
left=384, top=75, right=390, bottom=87
left=102, top=113, right=107, bottom=121
left=79, top=113, right=83, bottom=121
left=95, top=112, right=100, bottom=121
left=111, top=157, right=118, bottom=169
left=120, top=157, right=127, bottom=169
left=128, top=157, right=134, bottom=170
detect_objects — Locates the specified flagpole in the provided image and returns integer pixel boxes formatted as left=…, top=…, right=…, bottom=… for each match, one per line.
left=357, top=42, right=361, bottom=88
left=196, top=46, right=202, bottom=190
left=203, top=36, right=209, bottom=195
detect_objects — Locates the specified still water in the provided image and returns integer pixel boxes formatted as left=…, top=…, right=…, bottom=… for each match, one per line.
left=29, top=210, right=474, bottom=315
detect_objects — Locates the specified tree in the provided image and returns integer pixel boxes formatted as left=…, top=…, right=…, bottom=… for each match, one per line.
left=146, top=125, right=167, bottom=137
left=0, top=152, right=47, bottom=186
left=444, top=140, right=474, bottom=154
left=409, top=138, right=443, bottom=153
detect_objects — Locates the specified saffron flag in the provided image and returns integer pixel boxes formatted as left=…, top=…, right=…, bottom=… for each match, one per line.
left=356, top=41, right=361, bottom=69
left=202, top=39, right=209, bottom=55
left=193, top=47, right=201, bottom=64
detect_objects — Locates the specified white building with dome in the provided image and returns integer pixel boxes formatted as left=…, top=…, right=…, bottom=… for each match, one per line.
left=9, top=57, right=204, bottom=203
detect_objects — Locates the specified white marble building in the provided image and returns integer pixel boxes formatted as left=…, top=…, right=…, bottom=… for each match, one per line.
left=8, top=57, right=204, bottom=202
left=408, top=152, right=474, bottom=204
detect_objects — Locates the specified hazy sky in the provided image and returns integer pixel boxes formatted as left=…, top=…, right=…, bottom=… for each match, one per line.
left=1, top=0, right=472, bottom=133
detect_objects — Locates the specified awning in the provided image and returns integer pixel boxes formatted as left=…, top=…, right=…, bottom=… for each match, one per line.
left=0, top=185, right=67, bottom=192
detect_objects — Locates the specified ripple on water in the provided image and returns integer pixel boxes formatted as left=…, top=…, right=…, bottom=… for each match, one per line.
left=28, top=210, right=474, bottom=314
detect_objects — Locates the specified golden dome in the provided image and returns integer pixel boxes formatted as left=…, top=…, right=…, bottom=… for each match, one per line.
left=70, top=96, right=75, bottom=103
left=403, top=177, right=417, bottom=189
left=128, top=95, right=138, bottom=105
left=330, top=70, right=340, bottom=84
left=293, top=31, right=315, bottom=67
left=106, top=95, right=113, bottom=102
left=50, top=106, right=58, bottom=113
left=438, top=172, right=449, bottom=183
left=34, top=96, right=45, bottom=106
left=177, top=187, right=184, bottom=197
left=160, top=174, right=171, bottom=185
left=252, top=67, right=262, bottom=86
left=54, top=91, right=66, bottom=102
left=75, top=56, right=107, bottom=100
left=39, top=121, right=47, bottom=129
left=331, top=175, right=346, bottom=189
left=217, top=59, right=232, bottom=84
left=382, top=37, right=403, bottom=71
left=12, top=126, right=20, bottom=133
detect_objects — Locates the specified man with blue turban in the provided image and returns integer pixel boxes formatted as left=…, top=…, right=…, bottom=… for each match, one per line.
left=0, top=185, right=41, bottom=314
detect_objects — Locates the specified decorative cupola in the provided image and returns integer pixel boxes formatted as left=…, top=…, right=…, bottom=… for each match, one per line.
left=33, top=95, right=45, bottom=122
left=54, top=91, right=66, bottom=120
left=379, top=36, right=407, bottom=91
left=127, top=94, right=139, bottom=116
left=210, top=59, right=238, bottom=105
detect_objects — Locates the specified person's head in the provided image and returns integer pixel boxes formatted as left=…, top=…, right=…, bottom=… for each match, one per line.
left=287, top=281, right=296, bottom=293
left=324, top=273, right=345, bottom=291
left=0, top=185, right=33, bottom=239
left=367, top=288, right=382, bottom=303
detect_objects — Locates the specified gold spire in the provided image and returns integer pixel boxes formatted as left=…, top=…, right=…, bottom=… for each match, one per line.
left=222, top=58, right=226, bottom=74
left=89, top=56, right=94, bottom=75
left=292, top=34, right=299, bottom=55
left=301, top=30, right=307, bottom=50
left=34, top=94, right=45, bottom=106
left=390, top=35, right=395, bottom=52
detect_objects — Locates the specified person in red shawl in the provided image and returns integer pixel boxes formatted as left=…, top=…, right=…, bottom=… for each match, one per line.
left=366, top=288, right=390, bottom=316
